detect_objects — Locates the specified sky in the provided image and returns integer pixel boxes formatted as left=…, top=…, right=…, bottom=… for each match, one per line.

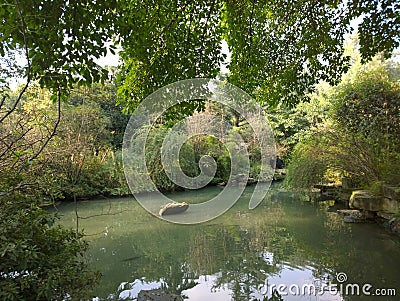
left=95, top=40, right=232, bottom=74
left=95, top=43, right=121, bottom=67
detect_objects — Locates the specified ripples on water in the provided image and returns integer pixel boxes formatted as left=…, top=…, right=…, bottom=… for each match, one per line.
left=56, top=184, right=400, bottom=301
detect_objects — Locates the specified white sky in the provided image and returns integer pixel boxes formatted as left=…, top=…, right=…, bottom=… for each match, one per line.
left=95, top=43, right=121, bottom=67
left=95, top=40, right=232, bottom=74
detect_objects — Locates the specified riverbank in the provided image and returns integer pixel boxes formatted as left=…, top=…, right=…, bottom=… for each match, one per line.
left=314, top=183, right=400, bottom=237
left=43, top=169, right=288, bottom=206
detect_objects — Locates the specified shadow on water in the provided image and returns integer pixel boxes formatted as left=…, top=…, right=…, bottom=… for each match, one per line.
left=55, top=184, right=400, bottom=301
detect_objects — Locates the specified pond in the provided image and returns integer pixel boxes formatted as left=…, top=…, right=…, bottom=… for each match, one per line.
left=55, top=184, right=400, bottom=301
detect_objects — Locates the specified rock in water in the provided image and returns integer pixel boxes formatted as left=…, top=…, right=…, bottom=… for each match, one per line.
left=159, top=202, right=189, bottom=216
left=350, top=190, right=399, bottom=213
left=337, top=209, right=365, bottom=223
left=138, top=289, right=183, bottom=301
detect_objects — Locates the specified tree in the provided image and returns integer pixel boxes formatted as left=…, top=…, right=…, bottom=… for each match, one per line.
left=286, top=56, right=400, bottom=189
left=0, top=85, right=60, bottom=199
left=116, top=0, right=400, bottom=112
left=2, top=1, right=399, bottom=123
left=1, top=0, right=117, bottom=196
left=266, top=82, right=333, bottom=159
left=115, top=0, right=225, bottom=116
left=333, top=66, right=400, bottom=150
left=1, top=0, right=119, bottom=288
left=331, top=63, right=400, bottom=185
left=0, top=0, right=116, bottom=91
left=0, top=85, right=110, bottom=300
left=67, top=82, right=130, bottom=149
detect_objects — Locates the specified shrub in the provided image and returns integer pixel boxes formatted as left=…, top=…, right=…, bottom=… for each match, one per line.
left=0, top=201, right=99, bottom=300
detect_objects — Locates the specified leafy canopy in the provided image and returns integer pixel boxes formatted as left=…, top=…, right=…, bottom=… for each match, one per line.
left=0, top=0, right=116, bottom=92
left=115, top=0, right=400, bottom=112
left=1, top=0, right=398, bottom=111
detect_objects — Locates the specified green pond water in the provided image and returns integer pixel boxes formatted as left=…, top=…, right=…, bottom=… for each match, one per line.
left=55, top=184, right=400, bottom=301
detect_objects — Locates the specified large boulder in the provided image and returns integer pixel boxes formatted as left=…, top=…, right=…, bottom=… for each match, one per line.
left=389, top=218, right=400, bottom=237
left=337, top=209, right=374, bottom=223
left=381, top=185, right=400, bottom=201
left=349, top=190, right=399, bottom=213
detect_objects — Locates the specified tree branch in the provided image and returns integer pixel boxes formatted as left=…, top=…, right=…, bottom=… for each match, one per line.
left=200, top=0, right=216, bottom=44
left=0, top=0, right=31, bottom=123
left=28, top=85, right=62, bottom=162
left=0, top=95, right=6, bottom=109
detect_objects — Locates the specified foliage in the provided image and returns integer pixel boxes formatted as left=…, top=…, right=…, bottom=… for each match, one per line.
left=284, top=135, right=330, bottom=189
left=0, top=0, right=118, bottom=200
left=49, top=149, right=131, bottom=200
left=189, top=135, right=231, bottom=182
left=0, top=0, right=116, bottom=92
left=354, top=1, right=400, bottom=63
left=266, top=83, right=333, bottom=159
left=125, top=119, right=264, bottom=192
left=115, top=0, right=225, bottom=114
left=1, top=0, right=399, bottom=195
left=0, top=201, right=100, bottom=301
left=0, top=83, right=125, bottom=300
left=0, top=85, right=60, bottom=200
left=0, top=83, right=130, bottom=202
left=67, top=83, right=129, bottom=149
left=331, top=64, right=400, bottom=186
left=225, top=0, right=350, bottom=106
left=286, top=56, right=400, bottom=189
left=144, top=126, right=180, bottom=192
left=42, top=84, right=130, bottom=199
left=145, top=126, right=200, bottom=192
left=115, top=0, right=399, bottom=113
left=2, top=0, right=398, bottom=108
left=333, top=66, right=400, bottom=152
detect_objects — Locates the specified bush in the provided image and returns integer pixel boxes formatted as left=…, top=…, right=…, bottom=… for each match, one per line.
left=285, top=127, right=386, bottom=189
left=0, top=201, right=99, bottom=300
left=284, top=135, right=329, bottom=189
left=286, top=61, right=400, bottom=189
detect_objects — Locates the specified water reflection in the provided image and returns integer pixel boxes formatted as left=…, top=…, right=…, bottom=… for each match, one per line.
left=56, top=185, right=400, bottom=300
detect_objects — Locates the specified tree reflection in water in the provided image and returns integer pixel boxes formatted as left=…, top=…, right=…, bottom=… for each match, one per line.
left=56, top=185, right=400, bottom=300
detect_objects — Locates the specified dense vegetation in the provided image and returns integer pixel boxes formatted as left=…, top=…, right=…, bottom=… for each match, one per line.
left=1, top=0, right=399, bottom=299
left=0, top=202, right=99, bottom=300
left=285, top=53, right=400, bottom=189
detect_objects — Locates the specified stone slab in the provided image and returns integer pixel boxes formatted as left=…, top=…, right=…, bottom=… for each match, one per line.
left=349, top=190, right=399, bottom=213
left=337, top=209, right=374, bottom=223
left=377, top=211, right=394, bottom=220
left=381, top=185, right=400, bottom=201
